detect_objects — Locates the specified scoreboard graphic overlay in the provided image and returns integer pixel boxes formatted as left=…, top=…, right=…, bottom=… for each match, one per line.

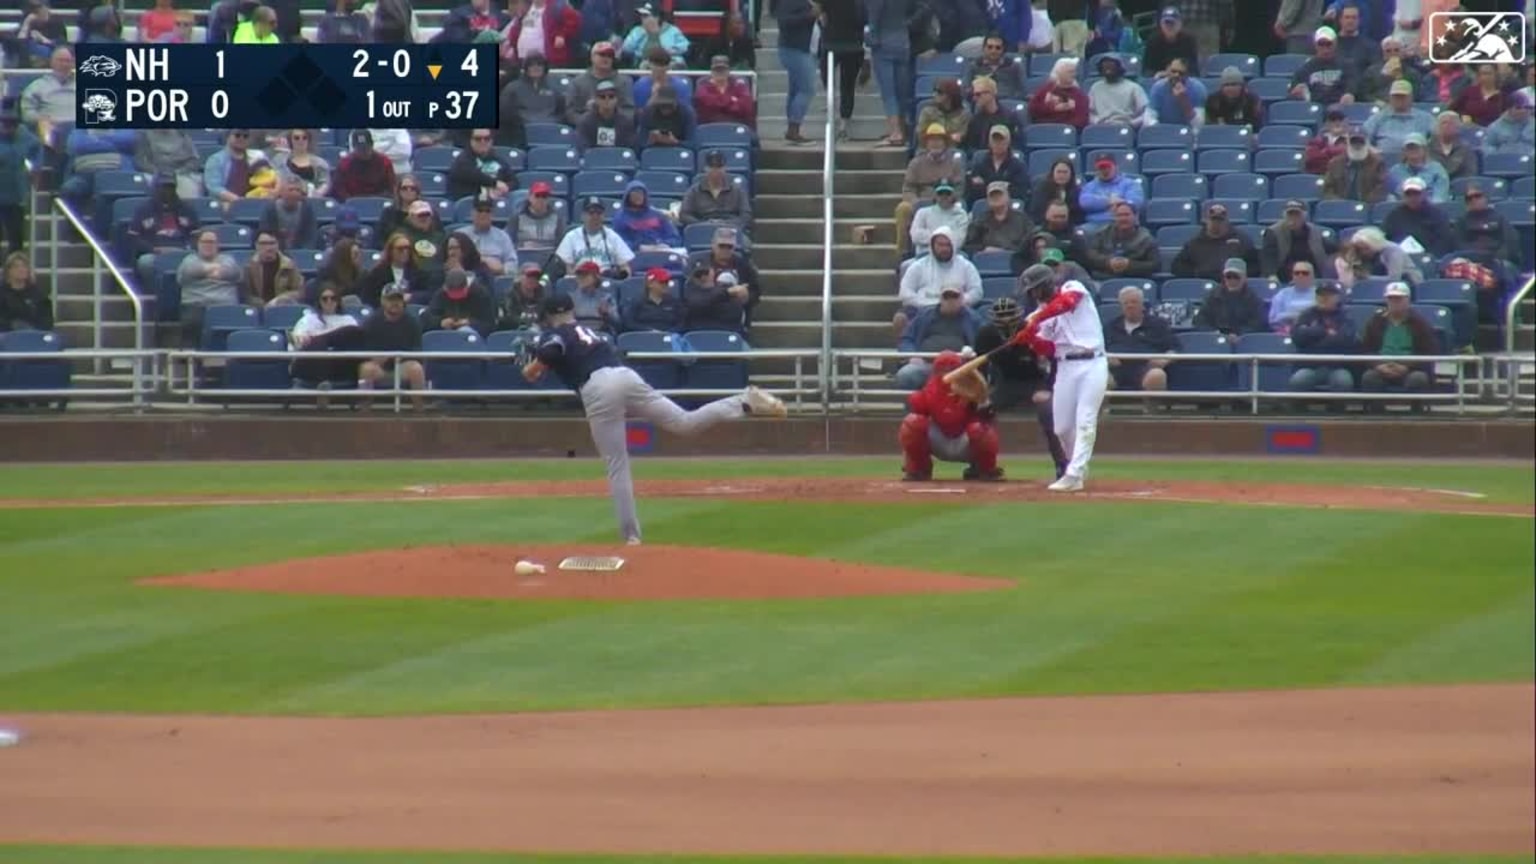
left=74, top=44, right=498, bottom=129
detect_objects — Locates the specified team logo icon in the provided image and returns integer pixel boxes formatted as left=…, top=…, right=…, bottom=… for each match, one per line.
left=80, top=55, right=123, bottom=78
left=83, top=91, right=119, bottom=124
left=1429, top=12, right=1527, bottom=64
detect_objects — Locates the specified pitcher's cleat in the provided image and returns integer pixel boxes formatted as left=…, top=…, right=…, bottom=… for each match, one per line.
left=1047, top=475, right=1084, bottom=492
left=744, top=386, right=787, bottom=418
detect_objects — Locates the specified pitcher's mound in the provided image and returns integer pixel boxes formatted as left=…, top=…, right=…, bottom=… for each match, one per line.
left=143, top=545, right=1013, bottom=601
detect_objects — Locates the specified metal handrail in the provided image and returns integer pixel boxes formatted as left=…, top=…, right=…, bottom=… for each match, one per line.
left=819, top=52, right=837, bottom=419
left=1504, top=275, right=1535, bottom=354
left=51, top=198, right=150, bottom=409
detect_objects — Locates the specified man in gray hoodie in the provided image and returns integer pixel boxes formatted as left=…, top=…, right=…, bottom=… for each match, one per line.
left=134, top=130, right=204, bottom=199
left=1087, top=55, right=1149, bottom=128
left=562, top=41, right=636, bottom=127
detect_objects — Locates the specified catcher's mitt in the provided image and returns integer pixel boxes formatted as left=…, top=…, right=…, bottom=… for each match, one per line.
left=946, top=366, right=990, bottom=405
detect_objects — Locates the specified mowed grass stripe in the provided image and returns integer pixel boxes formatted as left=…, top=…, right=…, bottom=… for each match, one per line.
left=0, top=458, right=1531, bottom=503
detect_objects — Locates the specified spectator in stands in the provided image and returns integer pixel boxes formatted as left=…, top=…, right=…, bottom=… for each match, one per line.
left=202, top=129, right=262, bottom=205
left=1036, top=244, right=1095, bottom=291
left=313, top=237, right=364, bottom=307
left=1194, top=259, right=1266, bottom=337
left=497, top=263, right=548, bottom=331
left=455, top=196, right=517, bottom=276
left=968, top=33, right=1027, bottom=101
left=447, top=129, right=516, bottom=202
left=684, top=263, right=751, bottom=335
left=613, top=180, right=683, bottom=254
left=626, top=266, right=685, bottom=332
left=894, top=286, right=983, bottom=389
left=397, top=200, right=448, bottom=287
left=1288, top=282, right=1358, bottom=392
left=694, top=55, right=757, bottom=127
left=679, top=150, right=752, bottom=231
left=577, top=79, right=640, bottom=150
left=1362, top=80, right=1433, bottom=154
left=1304, top=109, right=1350, bottom=174
left=1261, top=199, right=1334, bottom=280
left=1359, top=36, right=1421, bottom=104
left=774, top=0, right=818, bottom=145
left=0, top=114, right=39, bottom=258
left=1334, top=225, right=1422, bottom=290
left=917, top=79, right=972, bottom=149
left=691, top=226, right=760, bottom=320
left=817, top=0, right=864, bottom=141
left=317, top=0, right=371, bottom=43
left=133, top=130, right=203, bottom=199
left=18, top=2, right=68, bottom=66
left=508, top=181, right=567, bottom=254
left=1421, top=62, right=1469, bottom=106
left=256, top=178, right=319, bottom=252
left=1142, top=7, right=1200, bottom=78
left=1088, top=54, right=1149, bottom=127
left=371, top=0, right=419, bottom=42
left=1078, top=156, right=1144, bottom=225
left=700, top=7, right=757, bottom=71
left=19, top=48, right=74, bottom=149
left=622, top=4, right=691, bottom=68
left=894, top=125, right=964, bottom=255
left=964, top=182, right=1034, bottom=255
left=288, top=287, right=364, bottom=398
left=1172, top=202, right=1256, bottom=280
left=1332, top=4, right=1380, bottom=76
left=232, top=4, right=280, bottom=44
left=245, top=232, right=305, bottom=307
left=176, top=230, right=247, bottom=346
left=867, top=0, right=918, bottom=146
left=962, top=78, right=1021, bottom=153
left=639, top=84, right=696, bottom=147
left=1030, top=157, right=1085, bottom=226
left=359, top=283, right=427, bottom=411
left=557, top=197, right=636, bottom=277
left=894, top=226, right=981, bottom=334
left=571, top=261, right=623, bottom=333
left=910, top=182, right=971, bottom=252
left=1029, top=59, right=1090, bottom=130
left=1103, top=285, right=1177, bottom=393
left=1360, top=281, right=1435, bottom=393
left=1205, top=67, right=1264, bottom=129
left=1386, top=135, right=1449, bottom=201
left=1084, top=201, right=1158, bottom=279
left=1274, top=0, right=1327, bottom=56
left=1482, top=91, right=1534, bottom=156
left=1039, top=203, right=1089, bottom=262
left=1147, top=57, right=1207, bottom=127
left=359, top=232, right=431, bottom=306
left=128, top=174, right=199, bottom=284
left=1450, top=63, right=1510, bottom=128
left=1452, top=185, right=1521, bottom=268
left=1288, top=27, right=1357, bottom=105
left=930, top=0, right=989, bottom=58
left=504, top=0, right=582, bottom=68
left=965, top=126, right=1028, bottom=209
left=422, top=269, right=496, bottom=337
left=565, top=43, right=636, bottom=126
left=377, top=175, right=432, bottom=242
left=267, top=129, right=329, bottom=198
left=502, top=55, right=565, bottom=132
left=1426, top=112, right=1475, bottom=180
left=1382, top=177, right=1452, bottom=257
left=59, top=127, right=137, bottom=205
left=332, top=130, right=396, bottom=202
left=443, top=0, right=510, bottom=44
left=443, top=230, right=495, bottom=289
left=1322, top=127, right=1388, bottom=203
left=1269, top=260, right=1317, bottom=333
left=0, top=252, right=52, bottom=332
left=367, top=129, right=413, bottom=178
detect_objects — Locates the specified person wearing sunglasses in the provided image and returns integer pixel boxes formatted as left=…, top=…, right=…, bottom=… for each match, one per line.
left=358, top=231, right=430, bottom=307
left=376, top=173, right=431, bottom=242
left=446, top=128, right=515, bottom=200
left=274, top=128, right=331, bottom=198
left=333, top=129, right=396, bottom=202
left=289, top=288, right=364, bottom=397
left=203, top=128, right=267, bottom=205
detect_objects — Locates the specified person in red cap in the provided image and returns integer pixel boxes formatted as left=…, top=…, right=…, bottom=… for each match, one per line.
left=497, top=262, right=549, bottom=331
left=507, top=181, right=567, bottom=253
left=625, top=266, right=684, bottom=332
left=423, top=268, right=496, bottom=337
left=1077, top=155, right=1144, bottom=225
left=570, top=260, right=622, bottom=333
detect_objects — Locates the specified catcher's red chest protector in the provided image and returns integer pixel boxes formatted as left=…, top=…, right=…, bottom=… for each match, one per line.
left=907, top=352, right=986, bottom=438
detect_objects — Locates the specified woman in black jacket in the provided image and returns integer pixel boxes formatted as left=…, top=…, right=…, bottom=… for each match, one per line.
left=818, top=0, right=866, bottom=141
left=356, top=232, right=430, bottom=307
left=695, top=7, right=756, bottom=70
left=0, top=252, right=52, bottom=332
left=1029, top=157, right=1087, bottom=227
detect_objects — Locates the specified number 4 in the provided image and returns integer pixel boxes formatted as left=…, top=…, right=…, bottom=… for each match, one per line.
left=461, top=50, right=478, bottom=77
left=574, top=326, right=597, bottom=345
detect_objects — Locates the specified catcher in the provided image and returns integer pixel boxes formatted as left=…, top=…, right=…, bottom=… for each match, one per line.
left=973, top=295, right=1069, bottom=480
left=898, top=349, right=1004, bottom=482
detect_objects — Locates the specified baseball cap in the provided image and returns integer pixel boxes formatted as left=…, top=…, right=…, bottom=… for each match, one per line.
left=1222, top=257, right=1246, bottom=275
left=709, top=54, right=730, bottom=69
left=934, top=181, right=956, bottom=195
left=1094, top=155, right=1116, bottom=170
left=1040, top=247, right=1065, bottom=264
left=1315, top=281, right=1342, bottom=294
left=1220, top=66, right=1244, bottom=86
left=716, top=271, right=739, bottom=287
left=636, top=2, right=656, bottom=16
left=529, top=180, right=553, bottom=196
left=380, top=281, right=407, bottom=299
left=573, top=260, right=601, bottom=275
left=1512, top=90, right=1533, bottom=109
left=407, top=200, right=433, bottom=216
left=539, top=293, right=574, bottom=318
left=644, top=266, right=671, bottom=283
left=704, top=149, right=726, bottom=167
left=1389, top=79, right=1414, bottom=97
left=350, top=129, right=373, bottom=148
left=1403, top=132, right=1427, bottom=148
left=1384, top=281, right=1412, bottom=298
left=1401, top=176, right=1427, bottom=192
left=712, top=226, right=737, bottom=246
left=986, top=180, right=1010, bottom=196
left=583, top=196, right=607, bottom=212
left=1314, top=25, right=1336, bottom=43
left=1347, top=125, right=1367, bottom=142
left=923, top=123, right=948, bottom=138
left=443, top=269, right=470, bottom=300
left=1160, top=6, right=1181, bottom=21
left=593, top=41, right=616, bottom=56
left=523, top=262, right=545, bottom=276
left=1284, top=199, right=1306, bottom=212
left=989, top=124, right=1011, bottom=141
left=333, top=206, right=360, bottom=233
left=595, top=78, right=618, bottom=93
left=1207, top=202, right=1229, bottom=218
left=1325, top=108, right=1346, bottom=122
left=473, top=194, right=494, bottom=211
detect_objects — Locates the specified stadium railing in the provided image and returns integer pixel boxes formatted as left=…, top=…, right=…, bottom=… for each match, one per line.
left=49, top=195, right=150, bottom=405
left=819, top=53, right=837, bottom=409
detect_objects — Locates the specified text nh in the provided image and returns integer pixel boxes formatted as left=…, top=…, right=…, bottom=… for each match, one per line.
left=126, top=49, right=169, bottom=81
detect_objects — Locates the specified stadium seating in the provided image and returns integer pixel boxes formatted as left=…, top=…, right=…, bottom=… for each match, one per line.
left=1150, top=173, right=1208, bottom=200
left=1313, top=200, right=1368, bottom=227
left=412, top=147, right=456, bottom=173
left=981, top=277, right=1016, bottom=301
left=1098, top=278, right=1157, bottom=303
left=681, top=329, right=749, bottom=390
left=1246, top=78, right=1293, bottom=102
left=1197, top=149, right=1251, bottom=175
left=0, top=329, right=71, bottom=400
left=1169, top=331, right=1234, bottom=391
left=640, top=147, right=697, bottom=173
left=1080, top=124, right=1135, bottom=149
left=1139, top=150, right=1196, bottom=177
left=1196, top=126, right=1253, bottom=151
left=695, top=123, right=754, bottom=149
left=1211, top=173, right=1268, bottom=200
left=1254, top=150, right=1307, bottom=178
left=1143, top=198, right=1198, bottom=228
left=1137, top=125, right=1193, bottom=150
left=582, top=147, right=640, bottom=172
left=526, top=123, right=577, bottom=148
left=222, top=329, right=291, bottom=390
left=201, top=305, right=261, bottom=351
left=1160, top=279, right=1215, bottom=303
left=1202, top=54, right=1260, bottom=78
left=1234, top=333, right=1294, bottom=392
left=1480, top=153, right=1533, bottom=178
left=421, top=329, right=485, bottom=393
left=1272, top=173, right=1326, bottom=202
left=527, top=147, right=584, bottom=173
left=1266, top=101, right=1322, bottom=126
left=616, top=331, right=683, bottom=389
left=1205, top=198, right=1255, bottom=222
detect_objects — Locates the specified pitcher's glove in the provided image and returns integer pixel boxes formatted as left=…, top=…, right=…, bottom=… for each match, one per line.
left=946, top=367, right=990, bottom=405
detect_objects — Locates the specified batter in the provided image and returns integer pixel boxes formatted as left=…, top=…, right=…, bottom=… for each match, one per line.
left=522, top=295, right=787, bottom=544
left=1012, top=268, right=1108, bottom=492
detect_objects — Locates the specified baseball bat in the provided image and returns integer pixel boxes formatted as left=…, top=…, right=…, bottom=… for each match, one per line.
left=941, top=311, right=1041, bottom=384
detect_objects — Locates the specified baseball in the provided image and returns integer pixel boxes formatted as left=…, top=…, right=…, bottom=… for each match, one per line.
left=514, top=560, right=546, bottom=576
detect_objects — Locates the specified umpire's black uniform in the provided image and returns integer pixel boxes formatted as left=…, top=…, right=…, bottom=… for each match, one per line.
left=974, top=323, right=1069, bottom=479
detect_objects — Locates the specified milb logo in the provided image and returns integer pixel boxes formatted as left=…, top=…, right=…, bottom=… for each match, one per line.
left=1428, top=12, right=1527, bottom=64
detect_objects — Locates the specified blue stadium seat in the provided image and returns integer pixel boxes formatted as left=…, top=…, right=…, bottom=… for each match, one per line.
left=1150, top=173, right=1208, bottom=200
left=631, top=250, right=687, bottom=275
left=1452, top=176, right=1508, bottom=201
left=1256, top=125, right=1311, bottom=150
left=1098, top=278, right=1157, bottom=303
left=1161, top=278, right=1215, bottom=302
left=1234, top=332, right=1294, bottom=392
left=1211, top=172, right=1268, bottom=200
left=611, top=276, right=647, bottom=308
left=1256, top=198, right=1301, bottom=223
left=1196, top=125, right=1253, bottom=150
left=526, top=123, right=576, bottom=148
left=971, top=250, right=1013, bottom=277
left=416, top=173, right=447, bottom=197
left=1349, top=278, right=1392, bottom=305
left=1027, top=148, right=1078, bottom=178
left=1137, top=125, right=1193, bottom=150
left=1480, top=153, right=1533, bottom=178
left=571, top=171, right=631, bottom=199
left=149, top=251, right=187, bottom=319
left=582, top=147, right=640, bottom=172
left=1343, top=303, right=1378, bottom=335
left=222, top=329, right=291, bottom=390
left=421, top=329, right=485, bottom=392
left=1080, top=124, right=1134, bottom=149
left=1254, top=149, right=1306, bottom=176
left=1156, top=247, right=1179, bottom=276
left=913, top=73, right=942, bottom=99
left=1143, top=198, right=1198, bottom=227
left=262, top=305, right=306, bottom=332
left=0, top=329, right=71, bottom=397
left=1512, top=176, right=1536, bottom=201
left=917, top=52, right=965, bottom=76
left=451, top=194, right=513, bottom=225
left=616, top=330, right=683, bottom=388
left=411, top=146, right=457, bottom=173
left=497, top=147, right=526, bottom=171
left=201, top=305, right=261, bottom=351
left=1096, top=301, right=1121, bottom=323
left=1313, top=200, right=1368, bottom=227
left=187, top=197, right=226, bottom=225
left=1083, top=148, right=1138, bottom=176
left=1086, top=53, right=1141, bottom=78
left=527, top=146, right=583, bottom=173
left=1272, top=173, right=1326, bottom=202
left=1247, top=278, right=1280, bottom=301
left=1205, top=198, right=1255, bottom=222
left=1139, top=149, right=1196, bottom=177
left=110, top=195, right=148, bottom=257
left=702, top=148, right=752, bottom=174
left=223, top=199, right=268, bottom=229
left=695, top=123, right=754, bottom=149
left=1413, top=304, right=1455, bottom=352
left=1197, top=149, right=1251, bottom=175
left=1246, top=78, right=1294, bottom=102
left=1368, top=200, right=1397, bottom=224
left=1266, top=100, right=1323, bottom=127
left=1263, top=54, right=1308, bottom=78
left=93, top=171, right=153, bottom=230
left=1202, top=53, right=1260, bottom=78
left=344, top=196, right=390, bottom=225
left=483, top=330, right=531, bottom=390
left=634, top=169, right=691, bottom=197
left=640, top=146, right=696, bottom=173
left=1336, top=103, right=1379, bottom=125
left=683, top=222, right=729, bottom=250
left=681, top=329, right=749, bottom=390
left=1416, top=279, right=1477, bottom=348
left=1028, top=53, right=1070, bottom=76
left=1156, top=224, right=1202, bottom=248
left=981, top=277, right=1016, bottom=301
left=1234, top=223, right=1264, bottom=247
left=1170, top=331, right=1235, bottom=391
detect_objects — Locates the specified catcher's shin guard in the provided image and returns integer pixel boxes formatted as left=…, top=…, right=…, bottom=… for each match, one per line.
left=964, top=420, right=1000, bottom=474
left=898, top=413, right=933, bottom=478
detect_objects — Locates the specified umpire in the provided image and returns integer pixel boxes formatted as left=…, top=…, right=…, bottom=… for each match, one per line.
left=973, top=293, right=1069, bottom=480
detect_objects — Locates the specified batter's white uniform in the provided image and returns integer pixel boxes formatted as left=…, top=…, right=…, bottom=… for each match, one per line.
left=1035, top=281, right=1108, bottom=486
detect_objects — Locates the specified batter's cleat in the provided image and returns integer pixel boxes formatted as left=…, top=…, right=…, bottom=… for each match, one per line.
left=625, top=537, right=643, bottom=546
left=1047, top=475, right=1084, bottom=492
left=962, top=466, right=1006, bottom=482
left=901, top=471, right=932, bottom=482
left=743, top=386, right=787, bottom=418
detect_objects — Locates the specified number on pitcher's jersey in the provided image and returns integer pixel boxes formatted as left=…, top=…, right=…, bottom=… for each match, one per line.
left=537, top=323, right=621, bottom=391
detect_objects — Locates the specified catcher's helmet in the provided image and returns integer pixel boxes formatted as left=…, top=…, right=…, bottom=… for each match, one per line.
left=1020, top=264, right=1057, bottom=302
left=989, top=296, right=1023, bottom=328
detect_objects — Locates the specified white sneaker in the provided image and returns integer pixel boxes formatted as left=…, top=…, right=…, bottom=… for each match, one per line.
left=744, top=386, right=787, bottom=418
left=1047, top=475, right=1084, bottom=492
left=625, top=537, right=642, bottom=546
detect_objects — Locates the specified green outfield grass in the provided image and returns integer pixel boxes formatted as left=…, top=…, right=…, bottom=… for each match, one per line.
left=1, top=851, right=1531, bottom=864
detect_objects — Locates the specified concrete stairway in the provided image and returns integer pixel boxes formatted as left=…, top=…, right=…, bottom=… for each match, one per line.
left=752, top=26, right=890, bottom=144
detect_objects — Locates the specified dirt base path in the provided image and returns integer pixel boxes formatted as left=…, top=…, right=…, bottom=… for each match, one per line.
left=2, top=477, right=1531, bottom=517
left=1, top=684, right=1530, bottom=856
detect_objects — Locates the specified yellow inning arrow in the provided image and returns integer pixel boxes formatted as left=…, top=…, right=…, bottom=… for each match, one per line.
left=428, top=64, right=442, bottom=80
